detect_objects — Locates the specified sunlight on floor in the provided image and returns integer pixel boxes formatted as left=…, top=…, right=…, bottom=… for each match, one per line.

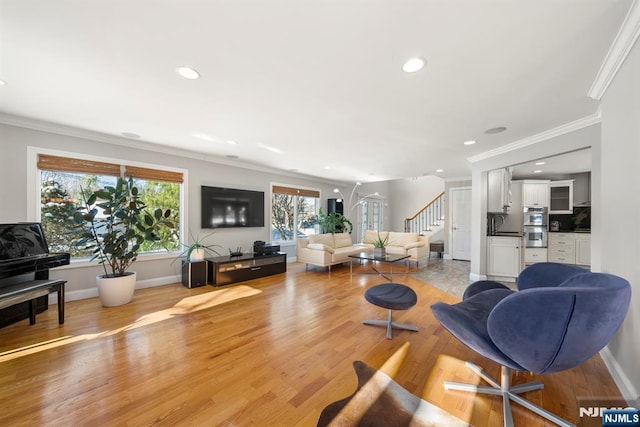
left=0, top=285, right=262, bottom=363
left=422, top=353, right=483, bottom=425
left=326, top=343, right=470, bottom=426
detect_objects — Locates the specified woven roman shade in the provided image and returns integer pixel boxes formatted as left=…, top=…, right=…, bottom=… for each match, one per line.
left=38, top=154, right=184, bottom=183
left=272, top=185, right=320, bottom=198
left=125, top=166, right=183, bottom=183
left=37, top=154, right=121, bottom=176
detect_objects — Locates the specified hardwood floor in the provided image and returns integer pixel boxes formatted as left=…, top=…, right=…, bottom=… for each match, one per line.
left=0, top=262, right=623, bottom=426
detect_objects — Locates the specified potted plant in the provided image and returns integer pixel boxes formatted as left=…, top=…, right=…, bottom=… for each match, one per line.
left=372, top=232, right=389, bottom=258
left=73, top=177, right=176, bottom=307
left=317, top=208, right=353, bottom=234
left=177, top=231, right=222, bottom=262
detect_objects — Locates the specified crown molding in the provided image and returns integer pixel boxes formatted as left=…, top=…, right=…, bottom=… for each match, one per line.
left=467, top=113, right=601, bottom=164
left=588, top=0, right=640, bottom=100
left=0, top=112, right=345, bottom=187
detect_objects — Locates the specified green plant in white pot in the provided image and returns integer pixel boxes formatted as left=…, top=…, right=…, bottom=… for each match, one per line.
left=74, top=177, right=176, bottom=307
left=177, top=231, right=222, bottom=262
left=372, top=232, right=389, bottom=258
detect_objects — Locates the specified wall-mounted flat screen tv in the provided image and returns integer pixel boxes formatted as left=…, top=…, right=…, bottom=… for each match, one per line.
left=201, top=186, right=265, bottom=229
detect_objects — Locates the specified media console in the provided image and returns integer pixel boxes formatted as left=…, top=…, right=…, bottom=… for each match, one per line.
left=206, top=252, right=286, bottom=286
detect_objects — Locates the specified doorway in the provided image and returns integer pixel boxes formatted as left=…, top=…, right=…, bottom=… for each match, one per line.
left=357, top=197, right=383, bottom=242
left=450, top=187, right=471, bottom=261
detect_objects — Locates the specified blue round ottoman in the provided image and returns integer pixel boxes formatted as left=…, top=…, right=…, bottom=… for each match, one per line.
left=363, top=283, right=418, bottom=339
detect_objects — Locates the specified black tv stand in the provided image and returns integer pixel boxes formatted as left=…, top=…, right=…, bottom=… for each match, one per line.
left=206, top=252, right=286, bottom=286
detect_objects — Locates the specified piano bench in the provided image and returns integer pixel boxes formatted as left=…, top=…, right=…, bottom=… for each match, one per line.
left=0, top=280, right=66, bottom=325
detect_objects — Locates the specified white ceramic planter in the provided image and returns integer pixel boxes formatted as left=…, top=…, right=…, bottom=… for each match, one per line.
left=189, top=248, right=205, bottom=262
left=96, top=271, right=136, bottom=307
left=373, top=247, right=386, bottom=258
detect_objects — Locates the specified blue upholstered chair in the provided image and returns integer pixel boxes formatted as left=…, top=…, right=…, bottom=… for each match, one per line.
left=431, top=262, right=631, bottom=427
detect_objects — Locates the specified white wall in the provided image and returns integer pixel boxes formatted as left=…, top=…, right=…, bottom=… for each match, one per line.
left=598, top=34, right=640, bottom=405
left=0, top=122, right=343, bottom=299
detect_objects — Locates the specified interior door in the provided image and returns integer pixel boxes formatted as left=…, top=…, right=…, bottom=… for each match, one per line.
left=358, top=198, right=383, bottom=242
left=451, top=187, right=472, bottom=261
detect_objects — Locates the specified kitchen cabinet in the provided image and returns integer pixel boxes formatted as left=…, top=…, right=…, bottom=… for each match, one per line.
left=487, top=236, right=523, bottom=279
left=524, top=247, right=547, bottom=265
left=548, top=233, right=576, bottom=264
left=550, top=180, right=574, bottom=214
left=548, top=232, right=590, bottom=266
left=488, top=168, right=512, bottom=213
left=522, top=180, right=550, bottom=207
left=575, top=234, right=591, bottom=266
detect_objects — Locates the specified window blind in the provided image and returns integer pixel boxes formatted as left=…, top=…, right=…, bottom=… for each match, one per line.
left=272, top=185, right=320, bottom=198
left=38, top=154, right=183, bottom=183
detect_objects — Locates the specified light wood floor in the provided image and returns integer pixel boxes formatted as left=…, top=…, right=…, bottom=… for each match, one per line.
left=0, top=262, right=623, bottom=426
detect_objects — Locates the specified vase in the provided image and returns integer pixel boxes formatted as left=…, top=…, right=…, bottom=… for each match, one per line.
left=373, top=247, right=386, bottom=258
left=190, top=248, right=205, bottom=262
left=96, top=271, right=136, bottom=307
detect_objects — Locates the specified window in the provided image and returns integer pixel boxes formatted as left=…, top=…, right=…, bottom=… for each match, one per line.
left=271, top=185, right=320, bottom=243
left=37, top=153, right=183, bottom=258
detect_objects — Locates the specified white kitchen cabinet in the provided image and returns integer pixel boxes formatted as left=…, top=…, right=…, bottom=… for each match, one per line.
left=549, top=180, right=574, bottom=214
left=487, top=168, right=512, bottom=213
left=487, top=236, right=523, bottom=279
left=548, top=233, right=576, bottom=264
left=548, top=232, right=590, bottom=266
left=522, top=180, right=550, bottom=207
left=525, top=247, right=548, bottom=265
left=575, top=233, right=591, bottom=266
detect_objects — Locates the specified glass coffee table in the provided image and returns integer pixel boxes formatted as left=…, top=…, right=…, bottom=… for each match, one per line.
left=349, top=252, right=410, bottom=281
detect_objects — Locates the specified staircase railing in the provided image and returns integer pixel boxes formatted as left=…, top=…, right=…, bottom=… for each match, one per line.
left=404, top=191, right=445, bottom=234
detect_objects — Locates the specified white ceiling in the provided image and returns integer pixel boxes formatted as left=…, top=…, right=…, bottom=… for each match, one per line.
left=511, top=148, right=592, bottom=180
left=0, top=0, right=632, bottom=183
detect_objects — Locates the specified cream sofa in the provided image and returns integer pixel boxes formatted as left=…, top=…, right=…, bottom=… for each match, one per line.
left=361, top=230, right=429, bottom=266
left=296, top=233, right=368, bottom=270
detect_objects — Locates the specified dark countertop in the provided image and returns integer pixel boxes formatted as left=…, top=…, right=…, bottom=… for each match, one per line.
left=488, top=231, right=524, bottom=237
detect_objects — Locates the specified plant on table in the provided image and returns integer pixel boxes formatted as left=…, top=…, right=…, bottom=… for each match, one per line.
left=177, top=230, right=222, bottom=262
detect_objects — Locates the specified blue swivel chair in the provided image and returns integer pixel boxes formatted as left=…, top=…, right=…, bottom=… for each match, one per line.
left=431, top=262, right=631, bottom=427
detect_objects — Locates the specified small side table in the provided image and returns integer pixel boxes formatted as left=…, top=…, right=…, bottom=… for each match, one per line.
left=429, top=240, right=444, bottom=259
left=182, top=261, right=208, bottom=288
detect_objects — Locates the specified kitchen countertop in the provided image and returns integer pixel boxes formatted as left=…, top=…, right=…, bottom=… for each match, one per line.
left=488, top=231, right=524, bottom=237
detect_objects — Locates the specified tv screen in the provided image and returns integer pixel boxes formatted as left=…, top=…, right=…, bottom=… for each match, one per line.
left=201, top=186, right=265, bottom=229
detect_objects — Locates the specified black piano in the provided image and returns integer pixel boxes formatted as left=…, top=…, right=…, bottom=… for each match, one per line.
left=0, top=223, right=70, bottom=328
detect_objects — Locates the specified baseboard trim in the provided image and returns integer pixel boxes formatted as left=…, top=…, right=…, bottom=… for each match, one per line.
left=48, top=274, right=182, bottom=304
left=599, top=346, right=640, bottom=406
left=469, top=272, right=487, bottom=282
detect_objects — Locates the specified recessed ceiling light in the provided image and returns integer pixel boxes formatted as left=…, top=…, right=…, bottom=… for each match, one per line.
left=436, top=169, right=444, bottom=173
left=535, top=161, right=545, bottom=166
left=463, top=140, right=476, bottom=146
left=176, top=66, right=200, bottom=80
left=533, top=170, right=543, bottom=174
left=485, top=126, right=507, bottom=134
left=192, top=132, right=214, bottom=141
left=226, top=140, right=237, bottom=145
left=402, top=58, right=425, bottom=73
left=121, top=132, right=140, bottom=139
left=0, top=79, right=7, bottom=86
